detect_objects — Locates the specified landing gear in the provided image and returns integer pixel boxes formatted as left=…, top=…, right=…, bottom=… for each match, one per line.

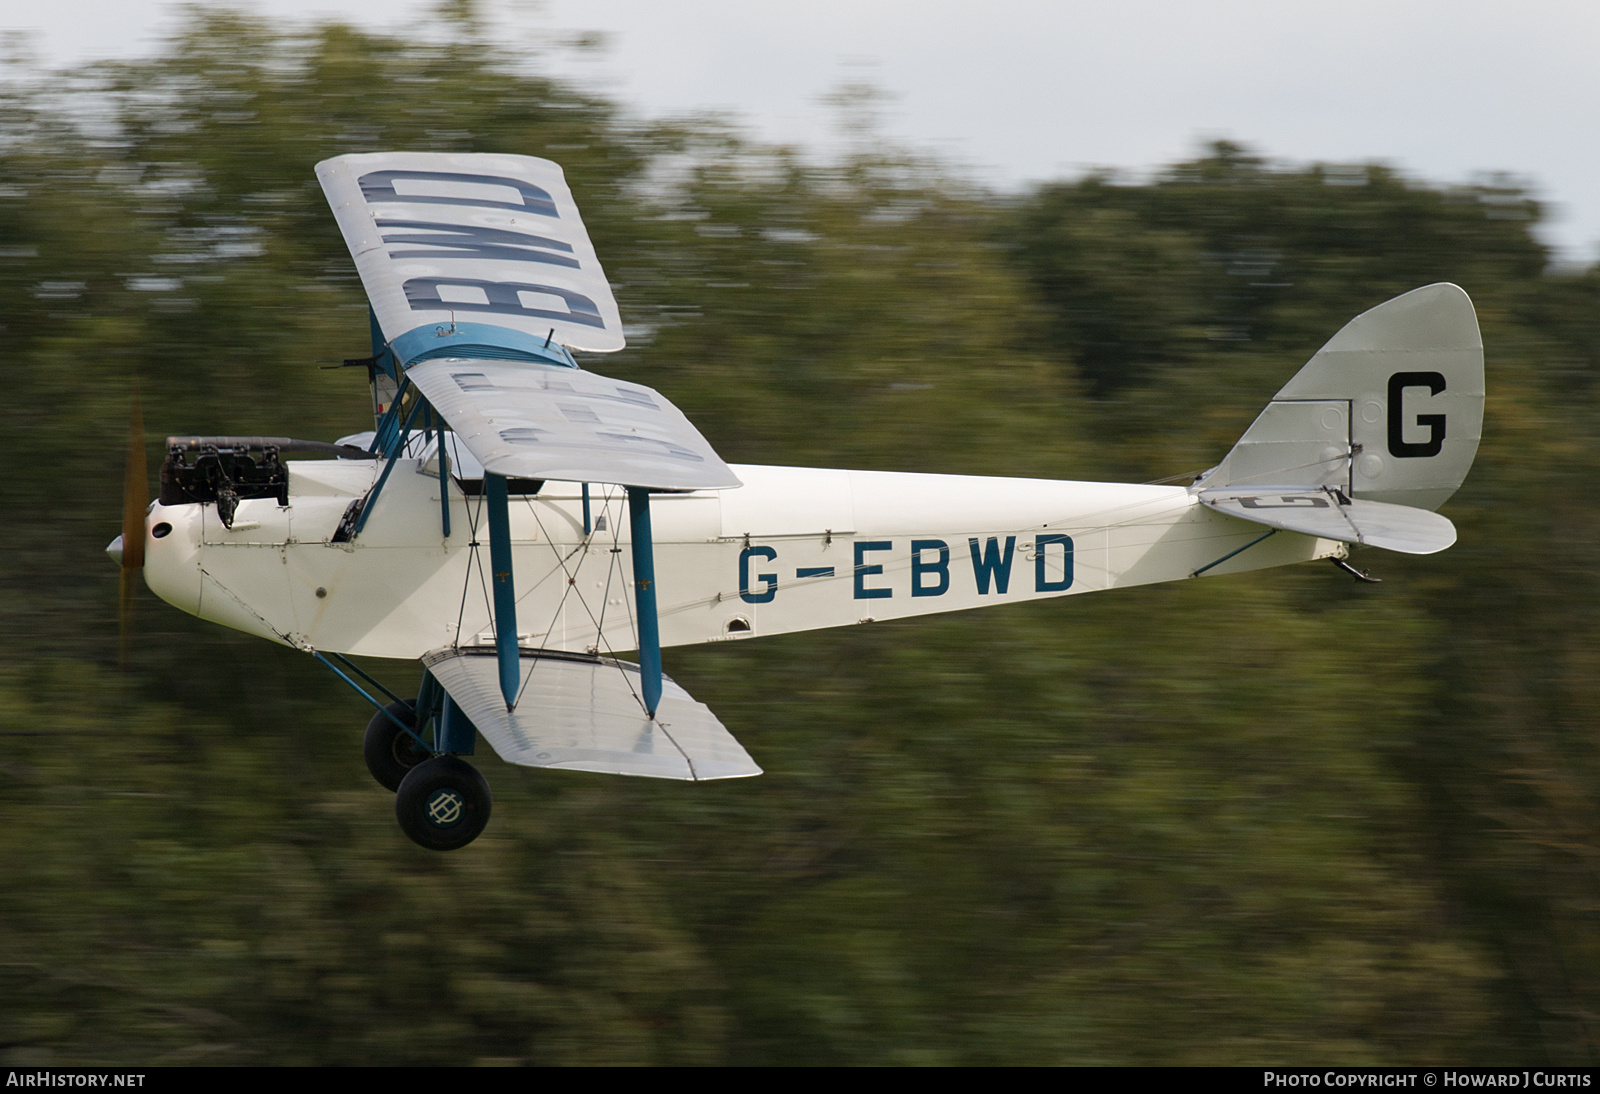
left=363, top=699, right=431, bottom=792
left=395, top=755, right=492, bottom=851
left=324, top=658, right=490, bottom=849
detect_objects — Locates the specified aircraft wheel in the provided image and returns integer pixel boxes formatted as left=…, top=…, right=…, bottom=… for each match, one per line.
left=363, top=699, right=431, bottom=792
left=395, top=756, right=491, bottom=851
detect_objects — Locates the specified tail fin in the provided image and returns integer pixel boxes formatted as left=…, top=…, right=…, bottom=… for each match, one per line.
left=1197, top=283, right=1483, bottom=511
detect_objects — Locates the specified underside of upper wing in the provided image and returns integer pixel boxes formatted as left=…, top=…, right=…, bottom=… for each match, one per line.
left=406, top=356, right=741, bottom=491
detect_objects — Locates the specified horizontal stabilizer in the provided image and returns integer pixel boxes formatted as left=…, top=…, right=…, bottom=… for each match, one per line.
left=406, top=357, right=741, bottom=491
left=1199, top=487, right=1457, bottom=555
left=421, top=648, right=762, bottom=781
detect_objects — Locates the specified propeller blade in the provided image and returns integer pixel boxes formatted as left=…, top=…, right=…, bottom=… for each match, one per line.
left=121, top=383, right=147, bottom=570
left=119, top=384, right=147, bottom=670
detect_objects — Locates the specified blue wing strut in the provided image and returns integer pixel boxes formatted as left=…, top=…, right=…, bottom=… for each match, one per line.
left=485, top=473, right=521, bottom=708
left=627, top=487, right=663, bottom=717
left=481, top=478, right=664, bottom=717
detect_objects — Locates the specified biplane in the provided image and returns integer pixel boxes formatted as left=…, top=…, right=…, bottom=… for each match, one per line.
left=107, top=153, right=1484, bottom=850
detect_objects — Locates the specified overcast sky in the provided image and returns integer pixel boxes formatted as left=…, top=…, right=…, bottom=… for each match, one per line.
left=14, top=0, right=1600, bottom=261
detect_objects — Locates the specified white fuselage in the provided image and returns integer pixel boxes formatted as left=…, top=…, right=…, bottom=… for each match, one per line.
left=142, top=456, right=1342, bottom=660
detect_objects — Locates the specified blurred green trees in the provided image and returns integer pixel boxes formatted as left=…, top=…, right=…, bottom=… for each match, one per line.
left=3, top=8, right=1598, bottom=1065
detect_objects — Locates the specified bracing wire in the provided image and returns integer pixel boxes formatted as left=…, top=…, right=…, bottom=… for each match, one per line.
left=509, top=486, right=646, bottom=714
left=452, top=485, right=492, bottom=650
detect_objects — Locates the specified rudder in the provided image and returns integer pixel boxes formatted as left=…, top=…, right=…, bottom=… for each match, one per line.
left=1197, top=283, right=1483, bottom=511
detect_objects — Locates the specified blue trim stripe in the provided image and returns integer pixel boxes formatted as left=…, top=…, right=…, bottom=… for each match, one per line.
left=389, top=321, right=577, bottom=369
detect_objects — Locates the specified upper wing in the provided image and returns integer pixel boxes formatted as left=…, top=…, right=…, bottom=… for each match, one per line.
left=406, top=356, right=741, bottom=491
left=316, top=152, right=625, bottom=355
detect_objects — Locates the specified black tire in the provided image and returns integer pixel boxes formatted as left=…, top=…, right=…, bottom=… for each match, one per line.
left=363, top=699, right=431, bottom=792
left=395, top=755, right=492, bottom=851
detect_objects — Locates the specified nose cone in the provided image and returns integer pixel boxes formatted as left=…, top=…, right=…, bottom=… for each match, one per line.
left=142, top=504, right=203, bottom=616
left=106, top=534, right=126, bottom=567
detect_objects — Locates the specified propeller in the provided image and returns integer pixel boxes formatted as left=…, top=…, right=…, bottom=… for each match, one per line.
left=112, top=383, right=147, bottom=668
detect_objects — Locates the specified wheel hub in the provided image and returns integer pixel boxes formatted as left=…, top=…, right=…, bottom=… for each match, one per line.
left=425, top=788, right=465, bottom=828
